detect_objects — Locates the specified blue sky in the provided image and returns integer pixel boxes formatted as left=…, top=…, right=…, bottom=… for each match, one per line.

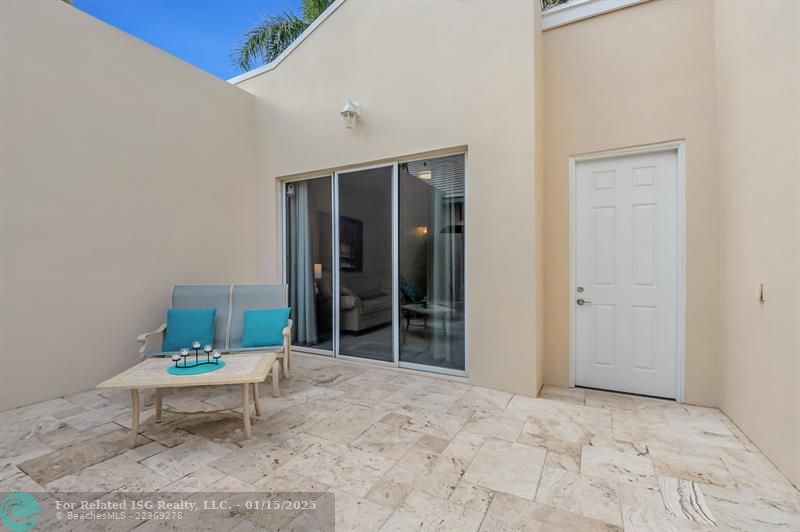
left=73, top=0, right=299, bottom=80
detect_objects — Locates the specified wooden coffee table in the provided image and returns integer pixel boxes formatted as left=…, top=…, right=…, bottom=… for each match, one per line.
left=97, top=352, right=279, bottom=446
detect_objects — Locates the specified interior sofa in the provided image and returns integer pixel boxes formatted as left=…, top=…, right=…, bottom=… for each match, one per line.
left=318, top=277, right=392, bottom=333
left=137, top=284, right=293, bottom=377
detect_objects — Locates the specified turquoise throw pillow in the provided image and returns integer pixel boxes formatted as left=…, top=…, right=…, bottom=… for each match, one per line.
left=242, top=308, right=291, bottom=348
left=163, top=308, right=216, bottom=352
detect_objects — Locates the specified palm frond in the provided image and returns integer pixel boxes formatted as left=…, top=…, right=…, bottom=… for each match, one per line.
left=231, top=13, right=308, bottom=71
left=302, top=0, right=334, bottom=23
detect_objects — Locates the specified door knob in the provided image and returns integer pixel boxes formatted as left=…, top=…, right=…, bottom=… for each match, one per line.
left=576, top=298, right=592, bottom=306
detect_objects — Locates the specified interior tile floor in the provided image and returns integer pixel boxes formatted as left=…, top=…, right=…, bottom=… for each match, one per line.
left=2, top=354, right=798, bottom=531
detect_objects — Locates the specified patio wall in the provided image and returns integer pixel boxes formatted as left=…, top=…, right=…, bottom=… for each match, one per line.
left=0, top=1, right=258, bottom=410
left=541, top=0, right=721, bottom=406
left=235, top=0, right=541, bottom=396
left=714, top=0, right=800, bottom=487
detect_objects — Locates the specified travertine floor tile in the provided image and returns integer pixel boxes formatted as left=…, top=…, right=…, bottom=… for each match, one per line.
left=413, top=453, right=468, bottom=499
left=718, top=447, right=800, bottom=504
left=463, top=438, right=546, bottom=500
left=46, top=455, right=171, bottom=492
left=18, top=428, right=149, bottom=485
left=366, top=476, right=410, bottom=509
left=539, top=385, right=585, bottom=405
left=481, top=492, right=621, bottom=531
left=648, top=445, right=735, bottom=486
left=585, top=389, right=637, bottom=413
left=380, top=489, right=484, bottom=532
left=667, top=415, right=744, bottom=450
left=535, top=465, right=621, bottom=526
left=618, top=482, right=714, bottom=532
left=335, top=381, right=402, bottom=407
left=580, top=445, right=658, bottom=488
left=350, top=423, right=422, bottom=460
left=442, top=430, right=486, bottom=463
left=209, top=440, right=301, bottom=483
left=658, top=476, right=716, bottom=527
left=305, top=403, right=386, bottom=444
left=701, top=482, right=800, bottom=531
left=544, top=450, right=581, bottom=472
left=158, top=465, right=227, bottom=492
left=390, top=404, right=466, bottom=440
left=333, top=491, right=394, bottom=532
left=449, top=480, right=494, bottom=513
left=140, top=436, right=231, bottom=481
left=415, top=434, right=450, bottom=454
left=276, top=438, right=394, bottom=497
left=462, top=412, right=524, bottom=441
left=380, top=388, right=460, bottom=414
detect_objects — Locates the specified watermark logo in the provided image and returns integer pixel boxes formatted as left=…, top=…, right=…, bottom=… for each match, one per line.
left=0, top=492, right=40, bottom=532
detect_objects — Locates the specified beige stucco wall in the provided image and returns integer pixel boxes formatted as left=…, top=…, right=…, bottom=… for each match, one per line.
left=541, top=0, right=720, bottom=405
left=714, top=0, right=800, bottom=487
left=534, top=2, right=546, bottom=393
left=236, top=0, right=540, bottom=395
left=0, top=1, right=258, bottom=410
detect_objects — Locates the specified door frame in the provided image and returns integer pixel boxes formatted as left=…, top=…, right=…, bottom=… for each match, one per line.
left=279, top=150, right=469, bottom=378
left=568, top=141, right=686, bottom=402
left=333, top=162, right=399, bottom=367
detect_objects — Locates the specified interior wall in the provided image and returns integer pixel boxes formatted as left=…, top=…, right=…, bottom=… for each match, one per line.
left=714, top=0, right=800, bottom=487
left=339, top=169, right=393, bottom=297
left=541, top=0, right=720, bottom=405
left=398, top=172, right=434, bottom=298
left=0, top=1, right=258, bottom=410
left=237, top=0, right=539, bottom=395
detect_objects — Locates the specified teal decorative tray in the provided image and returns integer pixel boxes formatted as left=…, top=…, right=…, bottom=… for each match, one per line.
left=167, top=360, right=225, bottom=375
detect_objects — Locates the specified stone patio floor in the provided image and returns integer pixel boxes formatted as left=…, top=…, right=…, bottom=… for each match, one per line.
left=1, top=353, right=798, bottom=531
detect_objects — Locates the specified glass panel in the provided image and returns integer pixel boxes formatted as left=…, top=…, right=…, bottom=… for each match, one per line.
left=337, top=167, right=394, bottom=362
left=285, top=176, right=333, bottom=351
left=399, top=154, right=465, bottom=371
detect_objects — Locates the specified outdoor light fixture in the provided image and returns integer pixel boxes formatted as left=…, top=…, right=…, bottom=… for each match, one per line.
left=418, top=161, right=432, bottom=180
left=340, top=100, right=360, bottom=129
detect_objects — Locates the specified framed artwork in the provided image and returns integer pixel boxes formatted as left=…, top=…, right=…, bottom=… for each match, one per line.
left=339, top=216, right=363, bottom=272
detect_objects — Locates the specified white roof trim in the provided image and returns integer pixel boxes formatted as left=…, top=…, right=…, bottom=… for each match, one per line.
left=228, top=0, right=345, bottom=84
left=542, top=0, right=650, bottom=30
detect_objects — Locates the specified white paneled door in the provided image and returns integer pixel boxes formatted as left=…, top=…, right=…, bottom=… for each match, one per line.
left=573, top=149, right=680, bottom=398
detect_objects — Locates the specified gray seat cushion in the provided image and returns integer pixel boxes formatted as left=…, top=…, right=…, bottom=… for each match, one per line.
left=172, top=285, right=230, bottom=349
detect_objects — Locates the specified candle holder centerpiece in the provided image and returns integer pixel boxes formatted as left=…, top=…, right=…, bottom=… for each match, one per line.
left=167, top=342, right=225, bottom=375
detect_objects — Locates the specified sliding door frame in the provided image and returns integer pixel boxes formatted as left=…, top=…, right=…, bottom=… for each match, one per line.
left=280, top=150, right=468, bottom=377
left=280, top=173, right=335, bottom=357
left=333, top=162, right=398, bottom=367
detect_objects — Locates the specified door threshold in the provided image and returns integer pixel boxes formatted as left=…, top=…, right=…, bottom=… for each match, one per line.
left=575, top=385, right=675, bottom=402
left=294, top=351, right=469, bottom=383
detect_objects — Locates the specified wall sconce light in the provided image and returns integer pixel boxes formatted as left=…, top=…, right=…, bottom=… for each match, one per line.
left=413, top=226, right=429, bottom=237
left=418, top=161, right=432, bottom=180
left=340, top=100, right=360, bottom=129
left=314, top=263, right=323, bottom=279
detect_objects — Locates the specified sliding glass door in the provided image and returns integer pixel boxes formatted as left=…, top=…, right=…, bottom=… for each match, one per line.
left=284, top=176, right=333, bottom=352
left=398, top=155, right=465, bottom=372
left=335, top=166, right=394, bottom=363
left=283, top=153, right=466, bottom=374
